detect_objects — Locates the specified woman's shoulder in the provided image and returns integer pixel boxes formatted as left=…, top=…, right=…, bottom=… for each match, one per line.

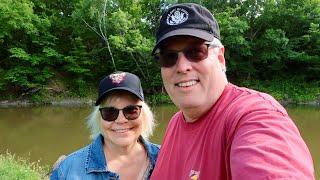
left=63, top=145, right=89, bottom=163
left=148, top=141, right=160, bottom=151
left=50, top=145, right=90, bottom=179
left=140, top=137, right=160, bottom=152
left=56, top=135, right=105, bottom=168
left=139, top=137, right=160, bottom=165
left=53, top=145, right=90, bottom=171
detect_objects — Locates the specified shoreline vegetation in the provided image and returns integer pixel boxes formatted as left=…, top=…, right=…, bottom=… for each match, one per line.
left=0, top=152, right=49, bottom=180
left=0, top=92, right=319, bottom=108
left=0, top=81, right=319, bottom=107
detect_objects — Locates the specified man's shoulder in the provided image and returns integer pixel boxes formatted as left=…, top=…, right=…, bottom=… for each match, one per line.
left=226, top=83, right=286, bottom=113
left=165, top=111, right=184, bottom=129
left=171, top=111, right=183, bottom=121
left=228, top=83, right=273, bottom=100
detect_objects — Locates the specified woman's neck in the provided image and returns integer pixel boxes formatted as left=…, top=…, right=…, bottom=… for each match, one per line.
left=104, top=139, right=142, bottom=158
left=103, top=139, right=149, bottom=179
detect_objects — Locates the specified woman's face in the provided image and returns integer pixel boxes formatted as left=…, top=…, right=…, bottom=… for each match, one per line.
left=100, top=93, right=144, bottom=148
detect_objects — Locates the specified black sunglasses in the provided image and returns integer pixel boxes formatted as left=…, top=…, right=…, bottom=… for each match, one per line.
left=99, top=105, right=142, bottom=122
left=154, top=42, right=215, bottom=68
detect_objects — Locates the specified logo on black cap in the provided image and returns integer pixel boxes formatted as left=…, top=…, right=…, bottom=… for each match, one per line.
left=152, top=3, right=220, bottom=55
left=166, top=8, right=189, bottom=25
left=109, top=72, right=126, bottom=84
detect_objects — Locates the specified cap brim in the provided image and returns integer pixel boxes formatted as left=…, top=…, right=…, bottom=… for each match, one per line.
left=95, top=87, right=144, bottom=106
left=152, top=28, right=215, bottom=54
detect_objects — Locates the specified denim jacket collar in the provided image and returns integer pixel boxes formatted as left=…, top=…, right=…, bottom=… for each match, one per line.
left=85, top=134, right=158, bottom=174
left=139, top=136, right=157, bottom=166
left=85, top=134, right=107, bottom=173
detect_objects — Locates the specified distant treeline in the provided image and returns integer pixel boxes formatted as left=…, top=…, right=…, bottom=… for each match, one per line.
left=0, top=0, right=319, bottom=102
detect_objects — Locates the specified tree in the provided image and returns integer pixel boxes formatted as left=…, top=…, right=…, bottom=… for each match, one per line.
left=0, top=0, right=57, bottom=94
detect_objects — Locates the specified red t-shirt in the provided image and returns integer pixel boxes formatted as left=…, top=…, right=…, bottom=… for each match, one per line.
left=151, top=83, right=314, bottom=180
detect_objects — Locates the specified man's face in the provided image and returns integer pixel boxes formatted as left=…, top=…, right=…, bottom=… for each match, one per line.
left=159, top=36, right=228, bottom=119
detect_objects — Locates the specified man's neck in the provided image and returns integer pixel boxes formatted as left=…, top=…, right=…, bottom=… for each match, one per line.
left=182, top=81, right=228, bottom=123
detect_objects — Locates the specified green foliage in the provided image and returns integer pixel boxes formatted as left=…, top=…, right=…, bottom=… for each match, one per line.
left=0, top=152, right=48, bottom=180
left=74, top=0, right=162, bottom=92
left=240, top=78, right=320, bottom=103
left=0, top=0, right=319, bottom=103
left=254, top=29, right=289, bottom=78
left=74, top=78, right=89, bottom=97
left=146, top=93, right=172, bottom=105
left=215, top=7, right=251, bottom=78
left=0, top=0, right=39, bottom=38
left=63, top=37, right=93, bottom=76
left=247, top=0, right=320, bottom=81
left=0, top=0, right=56, bottom=94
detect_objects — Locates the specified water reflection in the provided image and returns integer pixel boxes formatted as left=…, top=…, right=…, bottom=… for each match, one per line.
left=286, top=105, right=320, bottom=177
left=150, top=104, right=178, bottom=144
left=0, top=104, right=318, bottom=177
left=0, top=106, right=91, bottom=167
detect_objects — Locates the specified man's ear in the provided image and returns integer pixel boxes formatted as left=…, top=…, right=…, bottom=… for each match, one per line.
left=217, top=47, right=225, bottom=66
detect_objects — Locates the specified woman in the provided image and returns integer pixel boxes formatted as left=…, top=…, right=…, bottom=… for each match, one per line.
left=50, top=71, right=159, bottom=179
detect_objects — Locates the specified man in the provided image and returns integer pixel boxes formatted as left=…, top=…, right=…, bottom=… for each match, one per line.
left=150, top=3, right=315, bottom=180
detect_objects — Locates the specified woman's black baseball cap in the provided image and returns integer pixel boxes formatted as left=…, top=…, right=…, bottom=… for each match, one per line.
left=95, top=71, right=144, bottom=106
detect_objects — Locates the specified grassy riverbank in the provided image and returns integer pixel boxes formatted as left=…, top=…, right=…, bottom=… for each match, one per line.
left=148, top=79, right=320, bottom=105
left=238, top=79, right=320, bottom=105
left=0, top=152, right=49, bottom=180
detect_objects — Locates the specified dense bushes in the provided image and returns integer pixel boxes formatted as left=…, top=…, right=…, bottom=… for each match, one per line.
left=0, top=0, right=319, bottom=102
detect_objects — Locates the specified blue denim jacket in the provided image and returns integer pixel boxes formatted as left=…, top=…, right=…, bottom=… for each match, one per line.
left=50, top=134, right=160, bottom=180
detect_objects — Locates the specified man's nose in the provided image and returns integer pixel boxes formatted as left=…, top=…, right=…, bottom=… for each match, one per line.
left=176, top=52, right=192, bottom=73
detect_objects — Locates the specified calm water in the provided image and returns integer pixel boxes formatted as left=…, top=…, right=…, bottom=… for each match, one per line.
left=0, top=104, right=319, bottom=177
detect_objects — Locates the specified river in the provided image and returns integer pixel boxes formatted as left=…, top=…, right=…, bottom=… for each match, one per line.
left=0, top=104, right=319, bottom=177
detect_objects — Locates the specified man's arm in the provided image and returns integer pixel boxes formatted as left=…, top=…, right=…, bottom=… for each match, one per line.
left=230, top=110, right=315, bottom=179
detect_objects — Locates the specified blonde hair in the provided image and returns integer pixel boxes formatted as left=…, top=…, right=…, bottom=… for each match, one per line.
left=87, top=91, right=156, bottom=140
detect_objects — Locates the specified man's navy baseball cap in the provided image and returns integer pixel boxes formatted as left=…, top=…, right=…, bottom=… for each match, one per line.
left=152, top=3, right=220, bottom=54
left=95, top=71, right=144, bottom=106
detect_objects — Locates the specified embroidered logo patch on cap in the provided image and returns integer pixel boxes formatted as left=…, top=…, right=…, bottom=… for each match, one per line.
left=95, top=71, right=144, bottom=105
left=166, top=7, right=189, bottom=25
left=152, top=3, right=221, bottom=55
left=109, top=72, right=126, bottom=84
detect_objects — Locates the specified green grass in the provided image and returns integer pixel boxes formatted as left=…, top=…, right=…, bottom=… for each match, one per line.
left=0, top=152, right=49, bottom=180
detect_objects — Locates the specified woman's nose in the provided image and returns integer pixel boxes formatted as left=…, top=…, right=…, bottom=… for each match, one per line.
left=114, top=110, right=128, bottom=123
